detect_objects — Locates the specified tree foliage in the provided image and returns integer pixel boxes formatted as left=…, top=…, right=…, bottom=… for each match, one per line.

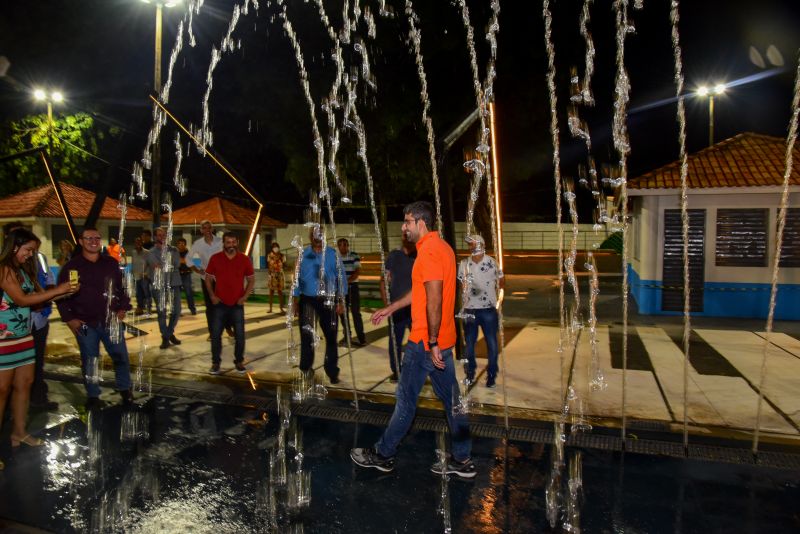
left=0, top=112, right=119, bottom=196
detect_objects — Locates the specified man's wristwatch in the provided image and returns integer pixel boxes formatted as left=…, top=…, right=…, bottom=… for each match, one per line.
left=428, top=340, right=438, bottom=348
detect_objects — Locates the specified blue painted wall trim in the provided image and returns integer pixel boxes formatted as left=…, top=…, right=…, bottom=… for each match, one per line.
left=627, top=264, right=800, bottom=320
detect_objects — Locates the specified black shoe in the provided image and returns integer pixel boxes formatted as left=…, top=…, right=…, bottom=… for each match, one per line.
left=329, top=375, right=340, bottom=385
left=486, top=376, right=496, bottom=388
left=350, top=447, right=395, bottom=472
left=235, top=362, right=248, bottom=375
left=430, top=456, right=477, bottom=479
left=389, top=373, right=399, bottom=383
left=466, top=372, right=475, bottom=383
left=209, top=364, right=221, bottom=375
left=190, top=310, right=197, bottom=315
left=85, top=397, right=106, bottom=410
left=31, top=399, right=59, bottom=411
left=338, top=339, right=347, bottom=347
left=160, top=338, right=170, bottom=349
left=169, top=335, right=182, bottom=345
left=119, top=389, right=134, bottom=406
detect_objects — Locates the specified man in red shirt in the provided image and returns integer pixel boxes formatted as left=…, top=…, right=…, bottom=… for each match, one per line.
left=204, top=232, right=255, bottom=375
left=350, top=201, right=475, bottom=479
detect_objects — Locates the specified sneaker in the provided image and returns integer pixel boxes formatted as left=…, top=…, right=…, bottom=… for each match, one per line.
left=209, top=364, right=221, bottom=375
left=234, top=362, right=248, bottom=375
left=430, top=457, right=477, bottom=479
left=486, top=376, right=496, bottom=388
left=350, top=447, right=395, bottom=472
left=169, top=335, right=182, bottom=345
left=466, top=372, right=475, bottom=383
left=159, top=338, right=170, bottom=349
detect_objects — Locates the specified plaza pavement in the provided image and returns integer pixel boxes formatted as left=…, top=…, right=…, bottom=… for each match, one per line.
left=39, top=273, right=800, bottom=446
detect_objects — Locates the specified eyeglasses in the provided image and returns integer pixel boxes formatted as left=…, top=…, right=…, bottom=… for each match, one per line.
left=81, top=236, right=102, bottom=242
left=401, top=217, right=418, bottom=227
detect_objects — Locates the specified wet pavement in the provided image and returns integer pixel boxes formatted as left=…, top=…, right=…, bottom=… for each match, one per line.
left=1, top=393, right=798, bottom=533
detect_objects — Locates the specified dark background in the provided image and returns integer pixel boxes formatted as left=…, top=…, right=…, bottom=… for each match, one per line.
left=1, top=0, right=798, bottom=224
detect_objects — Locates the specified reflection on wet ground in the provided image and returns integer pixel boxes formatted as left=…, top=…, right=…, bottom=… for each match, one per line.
left=0, top=396, right=798, bottom=533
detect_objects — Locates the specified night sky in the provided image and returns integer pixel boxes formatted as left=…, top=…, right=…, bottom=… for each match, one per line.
left=1, top=0, right=798, bottom=224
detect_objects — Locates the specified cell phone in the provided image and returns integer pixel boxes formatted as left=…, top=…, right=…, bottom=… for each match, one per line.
left=69, top=270, right=79, bottom=286
left=79, top=323, right=89, bottom=336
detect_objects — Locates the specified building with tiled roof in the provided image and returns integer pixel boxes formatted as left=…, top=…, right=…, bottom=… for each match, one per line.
left=626, top=132, right=800, bottom=320
left=0, top=183, right=153, bottom=267
left=628, top=132, right=800, bottom=192
left=171, top=197, right=287, bottom=269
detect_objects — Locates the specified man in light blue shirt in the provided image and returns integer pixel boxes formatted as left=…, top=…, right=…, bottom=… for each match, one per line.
left=293, top=227, right=347, bottom=384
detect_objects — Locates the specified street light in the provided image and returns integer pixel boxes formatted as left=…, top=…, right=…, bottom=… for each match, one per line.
left=140, top=0, right=181, bottom=226
left=33, top=88, right=63, bottom=154
left=696, top=82, right=726, bottom=146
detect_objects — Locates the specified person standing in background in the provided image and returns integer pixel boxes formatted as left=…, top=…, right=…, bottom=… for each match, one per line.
left=338, top=238, right=366, bottom=347
left=130, top=237, right=151, bottom=315
left=145, top=227, right=182, bottom=349
left=381, top=234, right=416, bottom=382
left=267, top=242, right=286, bottom=314
left=189, top=220, right=223, bottom=335
left=176, top=238, right=197, bottom=316
left=106, top=237, right=125, bottom=264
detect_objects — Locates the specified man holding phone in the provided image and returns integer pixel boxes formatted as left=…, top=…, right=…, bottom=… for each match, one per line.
left=57, top=227, right=133, bottom=408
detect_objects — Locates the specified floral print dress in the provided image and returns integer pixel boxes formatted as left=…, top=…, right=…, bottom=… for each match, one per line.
left=267, top=251, right=285, bottom=291
left=0, top=270, right=36, bottom=370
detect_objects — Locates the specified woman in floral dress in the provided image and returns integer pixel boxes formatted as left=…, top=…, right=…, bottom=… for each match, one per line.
left=267, top=242, right=286, bottom=314
left=0, top=229, right=76, bottom=468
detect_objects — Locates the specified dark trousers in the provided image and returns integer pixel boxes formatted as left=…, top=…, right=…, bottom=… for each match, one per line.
left=180, top=272, right=197, bottom=314
left=299, top=296, right=339, bottom=380
left=135, top=278, right=152, bottom=311
left=343, top=282, right=365, bottom=343
left=211, top=303, right=245, bottom=364
left=31, top=323, right=49, bottom=403
left=201, top=280, right=213, bottom=331
left=387, top=312, right=411, bottom=375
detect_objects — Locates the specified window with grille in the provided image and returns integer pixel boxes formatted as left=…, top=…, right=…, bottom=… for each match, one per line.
left=715, top=209, right=768, bottom=267
left=778, top=208, right=800, bottom=268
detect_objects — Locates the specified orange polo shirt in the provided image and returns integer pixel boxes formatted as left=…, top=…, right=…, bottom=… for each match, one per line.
left=408, top=231, right=457, bottom=351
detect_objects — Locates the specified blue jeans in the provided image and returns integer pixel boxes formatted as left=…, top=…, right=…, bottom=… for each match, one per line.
left=463, top=307, right=499, bottom=379
left=387, top=312, right=411, bottom=375
left=75, top=323, right=131, bottom=398
left=135, top=278, right=151, bottom=311
left=376, top=340, right=471, bottom=462
left=211, top=303, right=245, bottom=364
left=152, top=286, right=182, bottom=339
left=180, top=272, right=196, bottom=314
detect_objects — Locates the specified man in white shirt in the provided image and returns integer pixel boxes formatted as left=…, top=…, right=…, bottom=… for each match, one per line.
left=458, top=234, right=504, bottom=388
left=189, top=220, right=223, bottom=333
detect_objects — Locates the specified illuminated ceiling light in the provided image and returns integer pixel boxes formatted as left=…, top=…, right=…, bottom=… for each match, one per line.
left=33, top=88, right=46, bottom=101
left=51, top=91, right=64, bottom=103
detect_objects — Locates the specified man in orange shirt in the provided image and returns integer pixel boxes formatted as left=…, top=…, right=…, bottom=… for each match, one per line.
left=351, top=201, right=475, bottom=479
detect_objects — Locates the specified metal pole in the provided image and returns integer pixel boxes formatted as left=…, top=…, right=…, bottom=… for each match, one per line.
left=151, top=4, right=163, bottom=228
left=708, top=95, right=714, bottom=146
left=46, top=101, right=53, bottom=155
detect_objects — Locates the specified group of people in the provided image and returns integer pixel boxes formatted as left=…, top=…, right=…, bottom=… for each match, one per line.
left=0, top=202, right=502, bottom=478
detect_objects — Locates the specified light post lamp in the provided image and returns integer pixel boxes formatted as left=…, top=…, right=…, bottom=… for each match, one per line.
left=696, top=83, right=726, bottom=146
left=33, top=88, right=64, bottom=154
left=141, top=0, right=180, bottom=227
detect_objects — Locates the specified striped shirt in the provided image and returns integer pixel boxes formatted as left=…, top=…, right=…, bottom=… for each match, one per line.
left=340, top=251, right=361, bottom=282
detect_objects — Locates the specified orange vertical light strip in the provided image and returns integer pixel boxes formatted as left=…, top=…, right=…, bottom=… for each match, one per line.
left=489, top=102, right=504, bottom=271
left=148, top=95, right=263, bottom=256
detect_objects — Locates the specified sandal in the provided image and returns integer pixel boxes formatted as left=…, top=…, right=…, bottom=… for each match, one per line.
left=11, top=434, right=44, bottom=448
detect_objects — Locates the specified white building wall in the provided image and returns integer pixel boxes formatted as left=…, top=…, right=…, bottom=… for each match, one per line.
left=632, top=191, right=800, bottom=285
